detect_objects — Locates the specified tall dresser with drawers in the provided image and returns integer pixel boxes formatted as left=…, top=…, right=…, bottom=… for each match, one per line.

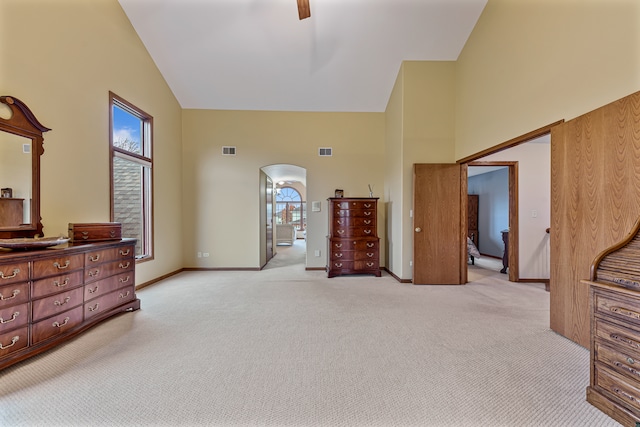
left=584, top=218, right=640, bottom=426
left=327, top=197, right=381, bottom=278
left=0, top=239, right=139, bottom=370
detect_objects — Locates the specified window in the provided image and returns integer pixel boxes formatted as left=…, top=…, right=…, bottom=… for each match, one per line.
left=109, top=92, right=153, bottom=260
left=275, top=187, right=305, bottom=232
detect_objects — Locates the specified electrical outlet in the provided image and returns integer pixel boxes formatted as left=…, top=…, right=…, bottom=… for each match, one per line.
left=197, top=252, right=202, bottom=258
left=314, top=249, right=320, bottom=257
left=410, top=261, right=413, bottom=267
left=531, top=210, right=538, bottom=218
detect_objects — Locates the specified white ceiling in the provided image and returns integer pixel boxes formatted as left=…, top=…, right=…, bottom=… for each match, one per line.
left=117, top=0, right=487, bottom=113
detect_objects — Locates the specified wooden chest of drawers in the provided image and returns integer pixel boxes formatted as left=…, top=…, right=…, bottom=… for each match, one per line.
left=327, top=197, right=381, bottom=278
left=584, top=218, right=640, bottom=426
left=0, top=239, right=138, bottom=370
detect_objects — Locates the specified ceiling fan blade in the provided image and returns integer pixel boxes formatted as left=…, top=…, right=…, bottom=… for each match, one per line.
left=297, top=0, right=310, bottom=20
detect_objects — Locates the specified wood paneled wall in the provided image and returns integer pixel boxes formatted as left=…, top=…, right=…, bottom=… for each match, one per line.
left=551, top=91, right=640, bottom=347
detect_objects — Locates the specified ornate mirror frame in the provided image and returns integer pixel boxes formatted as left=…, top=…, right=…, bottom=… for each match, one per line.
left=0, top=96, right=50, bottom=238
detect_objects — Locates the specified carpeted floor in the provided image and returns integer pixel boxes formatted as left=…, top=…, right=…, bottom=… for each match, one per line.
left=0, top=240, right=621, bottom=426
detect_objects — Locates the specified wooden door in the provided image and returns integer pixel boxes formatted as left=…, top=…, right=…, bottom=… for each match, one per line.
left=468, top=194, right=479, bottom=248
left=413, top=164, right=467, bottom=285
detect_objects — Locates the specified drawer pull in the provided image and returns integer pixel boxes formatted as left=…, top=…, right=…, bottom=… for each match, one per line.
left=110, top=231, right=116, bottom=237
left=53, top=260, right=70, bottom=270
left=364, top=212, right=371, bottom=216
left=54, top=297, right=71, bottom=306
left=335, top=243, right=342, bottom=248
left=89, top=269, right=100, bottom=277
left=54, top=278, right=69, bottom=288
left=119, top=262, right=130, bottom=269
left=337, top=230, right=345, bottom=235
left=0, top=311, right=19, bottom=324
left=610, top=306, right=640, bottom=320
left=367, top=243, right=374, bottom=248
left=364, top=203, right=372, bottom=208
left=119, top=276, right=130, bottom=283
left=335, top=263, right=343, bottom=268
left=88, top=303, right=99, bottom=312
left=612, top=386, right=638, bottom=404
left=610, top=333, right=640, bottom=349
left=364, top=220, right=371, bottom=225
left=367, top=253, right=374, bottom=257
left=88, top=286, right=99, bottom=294
left=0, top=268, right=19, bottom=280
left=0, top=335, right=19, bottom=350
left=614, top=361, right=640, bottom=377
left=367, top=262, right=375, bottom=267
left=119, top=291, right=130, bottom=299
left=52, top=317, right=70, bottom=328
left=335, top=253, right=343, bottom=258
left=120, top=249, right=131, bottom=256
left=89, top=254, right=100, bottom=262
left=0, top=289, right=19, bottom=301
left=337, top=220, right=344, bottom=225
left=364, top=230, right=372, bottom=234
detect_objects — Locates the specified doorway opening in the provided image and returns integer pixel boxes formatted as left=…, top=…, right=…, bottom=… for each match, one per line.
left=260, top=164, right=307, bottom=270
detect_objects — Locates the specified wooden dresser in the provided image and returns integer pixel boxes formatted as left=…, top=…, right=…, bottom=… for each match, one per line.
left=583, top=219, right=640, bottom=426
left=327, top=197, right=381, bottom=278
left=0, top=239, right=138, bottom=371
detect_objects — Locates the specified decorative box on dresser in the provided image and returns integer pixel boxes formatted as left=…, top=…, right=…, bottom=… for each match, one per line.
left=0, top=238, right=138, bottom=371
left=583, top=218, right=640, bottom=426
left=327, top=197, right=381, bottom=278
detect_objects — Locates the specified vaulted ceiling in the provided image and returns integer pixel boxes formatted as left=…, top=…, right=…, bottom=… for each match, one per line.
left=118, top=0, right=487, bottom=113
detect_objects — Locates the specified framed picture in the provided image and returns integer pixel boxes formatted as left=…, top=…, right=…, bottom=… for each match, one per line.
left=1, top=188, right=12, bottom=198
left=334, top=189, right=343, bottom=198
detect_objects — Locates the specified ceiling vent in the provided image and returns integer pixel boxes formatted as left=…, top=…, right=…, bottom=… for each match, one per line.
left=318, top=147, right=332, bottom=157
left=222, top=146, right=236, bottom=156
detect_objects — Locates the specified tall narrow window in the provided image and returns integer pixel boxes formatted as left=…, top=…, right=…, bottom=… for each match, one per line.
left=110, top=92, right=153, bottom=260
left=275, top=187, right=305, bottom=233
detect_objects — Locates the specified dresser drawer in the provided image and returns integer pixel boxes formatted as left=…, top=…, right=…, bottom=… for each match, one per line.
left=0, top=302, right=28, bottom=334
left=0, top=326, right=28, bottom=358
left=31, top=270, right=83, bottom=299
left=354, top=240, right=378, bottom=251
left=355, top=250, right=378, bottom=261
left=330, top=250, right=354, bottom=261
left=85, top=285, right=135, bottom=319
left=594, top=363, right=640, bottom=412
left=328, top=260, right=353, bottom=271
left=334, top=209, right=376, bottom=219
left=84, top=245, right=134, bottom=266
left=333, top=227, right=376, bottom=238
left=85, top=271, right=134, bottom=301
left=596, top=342, right=640, bottom=382
left=0, top=281, right=29, bottom=309
left=595, top=318, right=640, bottom=356
left=355, top=260, right=379, bottom=270
left=333, top=200, right=376, bottom=211
left=0, top=262, right=29, bottom=285
left=32, top=306, right=83, bottom=345
left=594, top=288, right=640, bottom=329
left=32, top=287, right=84, bottom=322
left=333, top=217, right=376, bottom=228
left=33, top=254, right=84, bottom=279
left=85, top=258, right=134, bottom=283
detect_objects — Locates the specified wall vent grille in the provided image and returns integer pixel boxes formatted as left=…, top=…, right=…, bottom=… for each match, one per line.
left=318, top=147, right=332, bottom=156
left=222, top=146, right=236, bottom=156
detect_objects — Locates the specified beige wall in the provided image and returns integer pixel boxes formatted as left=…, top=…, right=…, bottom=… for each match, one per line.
left=385, top=61, right=456, bottom=281
left=181, top=110, right=385, bottom=269
left=1, top=0, right=183, bottom=284
left=456, top=0, right=640, bottom=159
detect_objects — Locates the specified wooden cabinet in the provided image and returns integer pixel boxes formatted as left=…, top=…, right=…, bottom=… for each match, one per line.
left=327, top=197, right=381, bottom=278
left=0, top=239, right=139, bottom=370
left=0, top=198, right=24, bottom=227
left=584, top=219, right=640, bottom=426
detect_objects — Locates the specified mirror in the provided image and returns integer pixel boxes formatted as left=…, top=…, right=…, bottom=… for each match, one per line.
left=0, top=96, right=50, bottom=238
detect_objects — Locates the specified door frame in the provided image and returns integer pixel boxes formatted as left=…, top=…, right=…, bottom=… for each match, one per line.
left=467, top=161, right=518, bottom=281
left=457, top=120, right=562, bottom=282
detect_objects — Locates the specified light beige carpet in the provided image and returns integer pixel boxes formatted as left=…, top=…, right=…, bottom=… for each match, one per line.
left=0, top=241, right=620, bottom=426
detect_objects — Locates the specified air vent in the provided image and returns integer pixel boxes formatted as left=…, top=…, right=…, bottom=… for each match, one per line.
left=318, top=147, right=332, bottom=157
left=222, top=146, right=236, bottom=156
